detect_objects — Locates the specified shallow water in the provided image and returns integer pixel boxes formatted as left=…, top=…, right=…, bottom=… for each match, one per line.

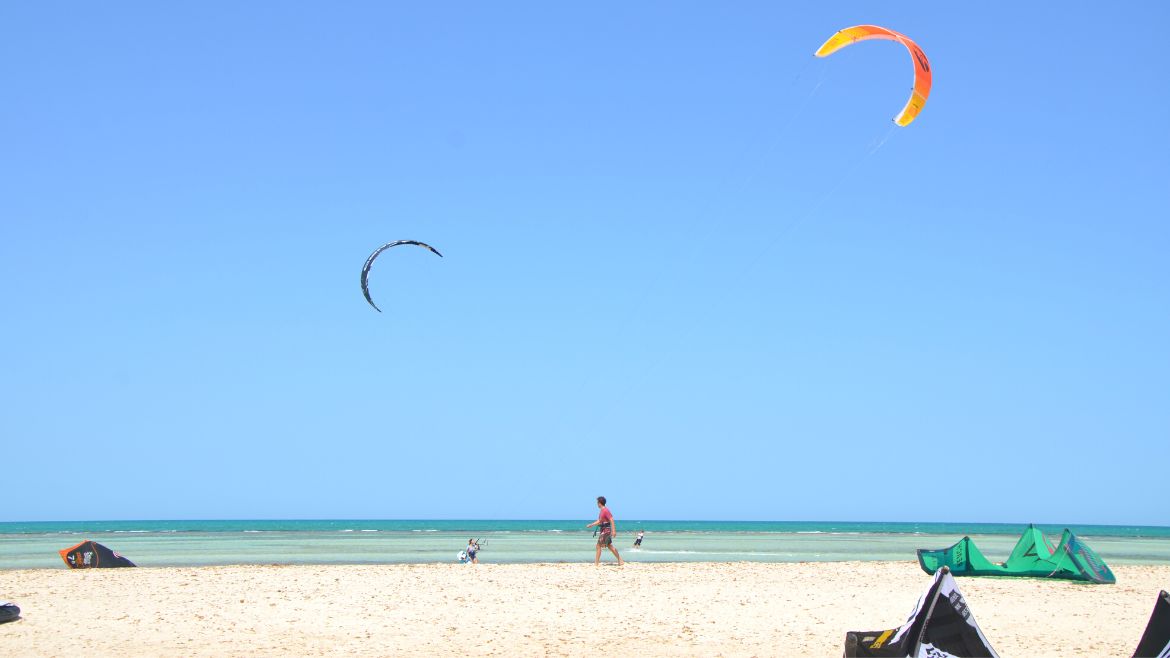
left=2, top=520, right=1168, bottom=569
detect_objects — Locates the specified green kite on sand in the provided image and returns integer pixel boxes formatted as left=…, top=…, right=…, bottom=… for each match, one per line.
left=916, top=524, right=1115, bottom=584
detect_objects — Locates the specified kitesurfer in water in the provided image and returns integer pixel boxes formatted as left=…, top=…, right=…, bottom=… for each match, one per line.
left=586, top=496, right=623, bottom=566
left=633, top=529, right=644, bottom=548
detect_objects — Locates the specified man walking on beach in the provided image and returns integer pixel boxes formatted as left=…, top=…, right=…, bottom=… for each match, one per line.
left=586, top=496, right=624, bottom=566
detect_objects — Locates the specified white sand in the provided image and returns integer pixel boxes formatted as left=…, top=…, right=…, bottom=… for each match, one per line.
left=2, top=561, right=1167, bottom=656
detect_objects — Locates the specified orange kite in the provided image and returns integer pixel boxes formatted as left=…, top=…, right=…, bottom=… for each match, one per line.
left=815, top=25, right=932, bottom=126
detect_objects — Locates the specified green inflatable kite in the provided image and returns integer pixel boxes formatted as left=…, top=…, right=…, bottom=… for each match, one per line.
left=917, top=524, right=1115, bottom=584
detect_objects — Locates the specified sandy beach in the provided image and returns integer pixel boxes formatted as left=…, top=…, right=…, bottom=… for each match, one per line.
left=2, top=561, right=1167, bottom=656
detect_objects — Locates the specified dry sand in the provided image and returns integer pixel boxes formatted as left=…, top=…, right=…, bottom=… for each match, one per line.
left=2, top=561, right=1167, bottom=656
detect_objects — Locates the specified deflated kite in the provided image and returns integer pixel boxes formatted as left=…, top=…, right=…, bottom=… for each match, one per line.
left=360, top=240, right=443, bottom=312
left=815, top=25, right=932, bottom=126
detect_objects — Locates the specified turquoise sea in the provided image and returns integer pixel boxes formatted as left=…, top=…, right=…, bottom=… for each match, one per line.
left=3, top=520, right=1169, bottom=570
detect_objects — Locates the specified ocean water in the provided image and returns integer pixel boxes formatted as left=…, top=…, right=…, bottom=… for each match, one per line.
left=2, top=520, right=1169, bottom=570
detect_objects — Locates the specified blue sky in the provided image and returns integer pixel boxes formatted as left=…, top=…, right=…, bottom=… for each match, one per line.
left=2, top=2, right=1167, bottom=524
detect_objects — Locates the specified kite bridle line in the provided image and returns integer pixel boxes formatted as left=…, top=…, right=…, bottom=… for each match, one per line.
left=739, top=122, right=899, bottom=275
left=558, top=57, right=831, bottom=444
left=565, top=111, right=899, bottom=448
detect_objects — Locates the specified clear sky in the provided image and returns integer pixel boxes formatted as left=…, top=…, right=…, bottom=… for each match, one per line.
left=2, top=2, right=1167, bottom=524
